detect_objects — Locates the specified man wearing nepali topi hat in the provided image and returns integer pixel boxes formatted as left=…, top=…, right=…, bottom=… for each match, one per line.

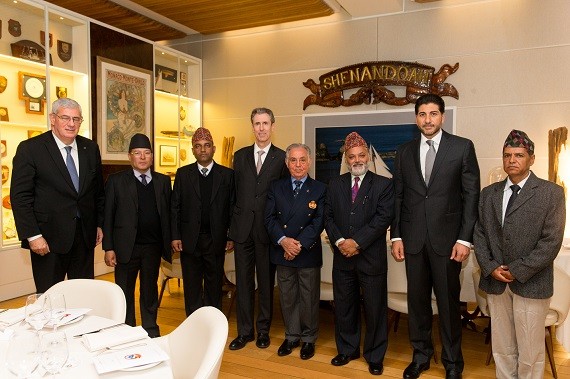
left=103, top=133, right=172, bottom=337
left=324, top=131, right=394, bottom=375
left=171, top=127, right=235, bottom=316
left=474, top=129, right=565, bottom=379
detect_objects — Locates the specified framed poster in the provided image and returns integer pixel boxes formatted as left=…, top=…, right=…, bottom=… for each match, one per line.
left=97, top=57, right=152, bottom=163
left=303, top=108, right=455, bottom=185
left=160, top=145, right=177, bottom=166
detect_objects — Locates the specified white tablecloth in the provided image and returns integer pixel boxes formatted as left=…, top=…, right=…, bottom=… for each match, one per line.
left=555, top=248, right=570, bottom=352
left=0, top=315, right=173, bottom=378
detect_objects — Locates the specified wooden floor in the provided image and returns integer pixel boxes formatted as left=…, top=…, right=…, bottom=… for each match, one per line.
left=2, top=274, right=569, bottom=378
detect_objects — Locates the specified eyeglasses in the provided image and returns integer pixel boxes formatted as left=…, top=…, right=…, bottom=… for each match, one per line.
left=54, top=114, right=83, bottom=124
left=130, top=151, right=152, bottom=157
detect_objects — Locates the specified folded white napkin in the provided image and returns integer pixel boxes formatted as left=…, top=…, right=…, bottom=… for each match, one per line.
left=83, top=325, right=148, bottom=352
left=0, top=307, right=25, bottom=327
left=46, top=308, right=91, bottom=328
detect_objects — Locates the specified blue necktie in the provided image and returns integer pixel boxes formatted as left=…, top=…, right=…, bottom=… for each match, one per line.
left=293, top=180, right=302, bottom=198
left=65, top=146, right=79, bottom=192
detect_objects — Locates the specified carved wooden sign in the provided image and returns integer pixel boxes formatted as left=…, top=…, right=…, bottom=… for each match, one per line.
left=303, top=61, right=459, bottom=109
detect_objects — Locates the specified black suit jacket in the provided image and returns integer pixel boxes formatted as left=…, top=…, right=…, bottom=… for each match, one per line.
left=228, top=144, right=287, bottom=244
left=102, top=169, right=172, bottom=263
left=324, top=171, right=394, bottom=275
left=11, top=131, right=105, bottom=253
left=171, top=162, right=235, bottom=255
left=391, top=130, right=480, bottom=255
left=265, top=176, right=326, bottom=268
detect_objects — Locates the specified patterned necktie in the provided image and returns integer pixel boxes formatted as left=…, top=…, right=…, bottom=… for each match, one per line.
left=201, top=167, right=208, bottom=177
left=64, top=146, right=79, bottom=192
left=293, top=180, right=302, bottom=198
left=256, top=150, right=265, bottom=174
left=140, top=174, right=148, bottom=186
left=351, top=177, right=360, bottom=203
left=505, top=184, right=520, bottom=215
left=424, top=139, right=436, bottom=184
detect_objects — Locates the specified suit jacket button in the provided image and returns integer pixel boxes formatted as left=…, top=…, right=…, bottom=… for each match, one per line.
left=284, top=225, right=288, bottom=229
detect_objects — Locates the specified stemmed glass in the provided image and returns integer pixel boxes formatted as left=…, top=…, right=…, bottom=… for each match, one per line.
left=40, top=331, right=69, bottom=377
left=48, top=293, right=66, bottom=331
left=25, top=294, right=51, bottom=332
left=5, top=329, right=41, bottom=378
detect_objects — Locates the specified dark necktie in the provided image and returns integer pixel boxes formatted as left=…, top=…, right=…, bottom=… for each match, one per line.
left=201, top=167, right=208, bottom=177
left=351, top=177, right=360, bottom=203
left=425, top=139, right=436, bottom=184
left=505, top=184, right=520, bottom=215
left=140, top=174, right=148, bottom=186
left=64, top=146, right=79, bottom=192
left=293, top=180, right=302, bottom=198
left=256, top=150, right=265, bottom=174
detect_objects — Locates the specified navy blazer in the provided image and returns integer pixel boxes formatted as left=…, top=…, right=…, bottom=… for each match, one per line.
left=324, top=171, right=394, bottom=275
left=265, top=176, right=326, bottom=268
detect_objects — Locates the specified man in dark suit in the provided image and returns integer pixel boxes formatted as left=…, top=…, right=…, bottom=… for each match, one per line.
left=171, top=127, right=235, bottom=316
left=265, top=143, right=326, bottom=361
left=474, top=130, right=565, bottom=379
left=11, top=98, right=105, bottom=293
left=102, top=133, right=171, bottom=337
left=391, top=94, right=480, bottom=379
left=228, top=107, right=288, bottom=350
left=324, top=132, right=394, bottom=375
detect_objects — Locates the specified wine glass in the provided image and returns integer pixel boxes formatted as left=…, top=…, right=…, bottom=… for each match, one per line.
left=25, top=294, right=51, bottom=331
left=5, top=329, right=41, bottom=378
left=48, top=293, right=66, bottom=331
left=40, top=331, right=69, bottom=377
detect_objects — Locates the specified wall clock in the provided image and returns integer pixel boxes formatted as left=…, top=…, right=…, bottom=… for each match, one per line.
left=18, top=71, right=46, bottom=115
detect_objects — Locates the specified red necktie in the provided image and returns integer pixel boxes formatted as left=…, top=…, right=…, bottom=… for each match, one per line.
left=351, top=177, right=360, bottom=203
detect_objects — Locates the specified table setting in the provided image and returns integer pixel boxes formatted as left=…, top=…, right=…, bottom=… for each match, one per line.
left=0, top=293, right=172, bottom=378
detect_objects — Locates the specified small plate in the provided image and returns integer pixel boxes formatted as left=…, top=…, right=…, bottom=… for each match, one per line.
left=120, top=361, right=161, bottom=372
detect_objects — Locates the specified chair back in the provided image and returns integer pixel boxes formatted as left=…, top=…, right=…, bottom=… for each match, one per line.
left=547, top=265, right=570, bottom=327
left=158, top=306, right=228, bottom=379
left=471, top=267, right=490, bottom=316
left=161, top=253, right=183, bottom=279
left=43, top=279, right=126, bottom=323
left=387, top=257, right=407, bottom=294
left=320, top=237, right=334, bottom=301
left=224, top=250, right=236, bottom=285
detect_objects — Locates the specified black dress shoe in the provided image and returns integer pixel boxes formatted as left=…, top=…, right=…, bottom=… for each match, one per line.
left=256, top=332, right=270, bottom=348
left=403, top=361, right=430, bottom=379
left=445, top=370, right=462, bottom=379
left=277, top=339, right=300, bottom=356
left=300, top=342, right=315, bottom=360
left=331, top=352, right=360, bottom=366
left=369, top=363, right=384, bottom=375
left=228, top=334, right=254, bottom=350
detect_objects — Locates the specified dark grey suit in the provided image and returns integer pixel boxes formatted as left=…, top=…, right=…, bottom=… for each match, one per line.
left=228, top=144, right=287, bottom=336
left=391, top=130, right=480, bottom=371
left=324, top=171, right=394, bottom=365
left=474, top=172, right=565, bottom=298
left=171, top=162, right=234, bottom=316
left=103, top=169, right=171, bottom=336
left=11, top=131, right=105, bottom=293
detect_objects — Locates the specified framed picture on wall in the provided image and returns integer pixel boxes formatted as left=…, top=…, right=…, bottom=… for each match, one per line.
left=160, top=145, right=177, bottom=166
left=96, top=56, right=152, bottom=163
left=303, top=108, right=456, bottom=185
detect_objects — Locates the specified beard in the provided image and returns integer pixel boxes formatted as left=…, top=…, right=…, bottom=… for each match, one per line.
left=347, top=162, right=368, bottom=176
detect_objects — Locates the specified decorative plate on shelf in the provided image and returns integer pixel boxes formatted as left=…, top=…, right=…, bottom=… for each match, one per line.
left=160, top=131, right=185, bottom=138
left=2, top=195, right=10, bottom=210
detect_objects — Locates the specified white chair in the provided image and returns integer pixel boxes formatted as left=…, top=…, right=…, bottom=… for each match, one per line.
left=158, top=253, right=183, bottom=306
left=154, top=306, right=228, bottom=379
left=471, top=267, right=493, bottom=365
left=223, top=250, right=237, bottom=318
left=387, top=257, right=439, bottom=363
left=320, top=236, right=334, bottom=304
left=43, top=279, right=126, bottom=323
left=472, top=265, right=570, bottom=379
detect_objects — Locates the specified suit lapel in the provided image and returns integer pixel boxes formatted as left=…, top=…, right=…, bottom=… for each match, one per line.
left=210, top=163, right=221, bottom=204
left=151, top=172, right=162, bottom=214
left=127, top=171, right=138, bottom=209
left=427, top=131, right=451, bottom=187
left=492, top=181, right=505, bottom=226
left=283, top=177, right=313, bottom=223
left=245, top=145, right=257, bottom=176
left=188, top=164, right=201, bottom=199
left=351, top=172, right=372, bottom=209
left=258, top=145, right=277, bottom=177
left=506, top=173, right=538, bottom=217
left=411, top=138, right=424, bottom=186
left=76, top=138, right=89, bottom=195
left=45, top=133, right=77, bottom=193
